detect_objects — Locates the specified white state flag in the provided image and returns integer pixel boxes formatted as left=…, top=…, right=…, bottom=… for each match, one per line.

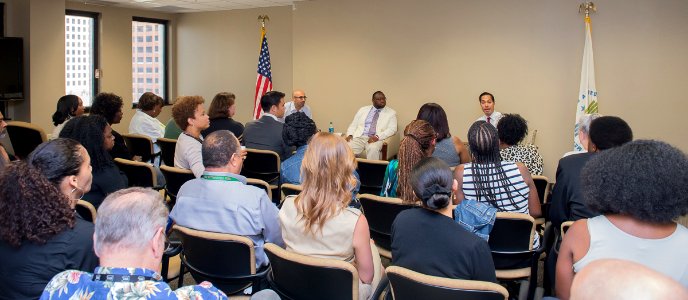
left=574, top=15, right=599, bottom=151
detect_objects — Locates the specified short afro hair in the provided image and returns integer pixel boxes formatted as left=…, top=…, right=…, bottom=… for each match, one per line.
left=497, top=114, right=528, bottom=146
left=137, top=92, right=164, bottom=111
left=172, top=96, right=204, bottom=130
left=581, top=140, right=688, bottom=223
left=283, top=112, right=317, bottom=147
left=91, top=92, right=123, bottom=124
left=589, top=116, right=633, bottom=150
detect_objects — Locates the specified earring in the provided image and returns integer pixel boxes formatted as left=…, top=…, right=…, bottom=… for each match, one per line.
left=70, top=187, right=85, bottom=200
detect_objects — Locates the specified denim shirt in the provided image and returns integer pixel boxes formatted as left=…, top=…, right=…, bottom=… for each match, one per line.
left=453, top=199, right=497, bottom=241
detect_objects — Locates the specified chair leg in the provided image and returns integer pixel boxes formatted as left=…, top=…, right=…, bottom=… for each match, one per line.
left=177, top=262, right=185, bottom=287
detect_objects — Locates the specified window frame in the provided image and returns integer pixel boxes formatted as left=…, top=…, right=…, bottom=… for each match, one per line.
left=65, top=9, right=100, bottom=109
left=131, top=16, right=169, bottom=108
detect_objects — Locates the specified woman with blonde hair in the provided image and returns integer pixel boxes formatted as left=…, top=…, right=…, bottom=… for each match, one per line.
left=381, top=119, right=437, bottom=204
left=279, top=132, right=381, bottom=299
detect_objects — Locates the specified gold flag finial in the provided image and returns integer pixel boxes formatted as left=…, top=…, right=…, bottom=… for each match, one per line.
left=258, top=15, right=270, bottom=28
left=579, top=2, right=596, bottom=17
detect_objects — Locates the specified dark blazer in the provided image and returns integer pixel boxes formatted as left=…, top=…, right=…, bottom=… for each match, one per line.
left=202, top=117, right=244, bottom=140
left=549, top=152, right=599, bottom=231
left=243, top=115, right=291, bottom=160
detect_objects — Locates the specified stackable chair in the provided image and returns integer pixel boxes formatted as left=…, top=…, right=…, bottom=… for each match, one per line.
left=264, top=243, right=360, bottom=300
left=241, top=148, right=280, bottom=203
left=157, top=137, right=177, bottom=167
left=6, top=121, right=47, bottom=159
left=159, top=165, right=194, bottom=207
left=356, top=158, right=389, bottom=195
left=122, top=133, right=160, bottom=165
left=358, top=194, right=415, bottom=259
left=386, top=266, right=508, bottom=300
left=114, top=158, right=162, bottom=190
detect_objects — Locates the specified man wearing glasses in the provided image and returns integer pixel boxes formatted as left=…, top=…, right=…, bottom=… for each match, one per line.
left=283, top=89, right=312, bottom=121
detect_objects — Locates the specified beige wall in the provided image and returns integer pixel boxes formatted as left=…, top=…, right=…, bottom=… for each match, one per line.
left=176, top=6, right=293, bottom=122
left=290, top=0, right=688, bottom=179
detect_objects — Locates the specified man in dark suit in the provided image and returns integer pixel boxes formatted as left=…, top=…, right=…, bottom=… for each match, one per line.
left=546, top=116, right=633, bottom=290
left=243, top=91, right=291, bottom=160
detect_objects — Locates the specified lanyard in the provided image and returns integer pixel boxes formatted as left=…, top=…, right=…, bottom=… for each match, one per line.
left=92, top=273, right=157, bottom=283
left=183, top=132, right=203, bottom=143
left=201, top=175, right=240, bottom=182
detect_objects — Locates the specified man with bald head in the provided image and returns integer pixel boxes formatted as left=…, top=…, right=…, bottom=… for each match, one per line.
left=570, top=259, right=688, bottom=300
left=283, top=89, right=312, bottom=120
left=170, top=130, right=283, bottom=269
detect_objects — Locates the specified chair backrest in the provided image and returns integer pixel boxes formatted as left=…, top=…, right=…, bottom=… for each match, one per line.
left=157, top=137, right=177, bottom=166
left=489, top=212, right=536, bottom=270
left=246, top=178, right=272, bottom=199
left=280, top=183, right=302, bottom=200
left=358, top=194, right=415, bottom=257
left=241, top=148, right=280, bottom=184
left=114, top=158, right=156, bottom=187
left=160, top=165, right=195, bottom=199
left=75, top=200, right=97, bottom=222
left=561, top=221, right=574, bottom=234
left=6, top=121, right=47, bottom=159
left=531, top=175, right=550, bottom=204
left=386, top=266, right=508, bottom=300
left=264, top=243, right=358, bottom=300
left=122, top=133, right=155, bottom=162
left=173, top=225, right=258, bottom=294
left=356, top=158, right=389, bottom=195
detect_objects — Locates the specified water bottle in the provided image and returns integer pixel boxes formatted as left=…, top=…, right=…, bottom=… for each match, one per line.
left=328, top=122, right=334, bottom=133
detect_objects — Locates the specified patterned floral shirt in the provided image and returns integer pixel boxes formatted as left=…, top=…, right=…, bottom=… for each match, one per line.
left=40, top=267, right=228, bottom=300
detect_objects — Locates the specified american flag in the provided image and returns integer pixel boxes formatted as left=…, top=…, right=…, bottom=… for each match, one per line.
left=253, top=28, right=272, bottom=119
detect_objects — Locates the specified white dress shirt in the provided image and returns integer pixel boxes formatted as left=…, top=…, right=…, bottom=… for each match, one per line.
left=476, top=111, right=503, bottom=127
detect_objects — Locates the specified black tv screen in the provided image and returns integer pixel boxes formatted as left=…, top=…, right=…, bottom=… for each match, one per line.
left=0, top=37, right=25, bottom=100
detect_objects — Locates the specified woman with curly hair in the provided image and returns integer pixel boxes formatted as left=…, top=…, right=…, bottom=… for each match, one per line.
left=60, top=115, right=128, bottom=208
left=50, top=94, right=84, bottom=139
left=172, top=95, right=210, bottom=178
left=417, top=103, right=471, bottom=167
left=497, top=113, right=544, bottom=175
left=555, top=140, right=688, bottom=299
left=90, top=92, right=133, bottom=160
left=279, top=132, right=382, bottom=299
left=202, top=92, right=245, bottom=138
left=0, top=138, right=98, bottom=300
left=381, top=119, right=436, bottom=204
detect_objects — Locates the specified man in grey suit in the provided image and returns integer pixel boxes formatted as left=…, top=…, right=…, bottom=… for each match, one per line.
left=243, top=91, right=291, bottom=160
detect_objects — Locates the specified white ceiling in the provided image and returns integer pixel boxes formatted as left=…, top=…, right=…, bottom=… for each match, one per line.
left=72, top=0, right=305, bottom=13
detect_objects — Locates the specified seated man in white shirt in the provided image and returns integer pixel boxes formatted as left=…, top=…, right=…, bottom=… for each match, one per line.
left=170, top=130, right=284, bottom=269
left=129, top=92, right=166, bottom=154
left=345, top=91, right=397, bottom=160
left=476, top=92, right=502, bottom=127
left=283, top=89, right=312, bottom=121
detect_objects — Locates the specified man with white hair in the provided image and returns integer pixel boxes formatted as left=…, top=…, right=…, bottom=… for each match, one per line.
left=563, top=113, right=601, bottom=157
left=40, top=187, right=228, bottom=299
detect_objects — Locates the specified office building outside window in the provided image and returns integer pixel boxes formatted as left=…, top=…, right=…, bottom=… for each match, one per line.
left=65, top=11, right=99, bottom=106
left=132, top=17, right=167, bottom=105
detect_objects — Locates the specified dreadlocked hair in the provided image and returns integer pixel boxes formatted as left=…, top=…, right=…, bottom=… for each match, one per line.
left=397, top=120, right=436, bottom=204
left=467, top=121, right=527, bottom=210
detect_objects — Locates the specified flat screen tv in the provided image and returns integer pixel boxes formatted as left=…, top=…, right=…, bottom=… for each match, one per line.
left=0, top=37, right=25, bottom=100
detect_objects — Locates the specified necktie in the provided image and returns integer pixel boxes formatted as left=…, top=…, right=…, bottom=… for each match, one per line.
left=370, top=109, right=380, bottom=136
left=487, top=116, right=491, bottom=125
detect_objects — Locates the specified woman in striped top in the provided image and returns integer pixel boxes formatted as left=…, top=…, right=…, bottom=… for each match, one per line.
left=454, top=121, right=541, bottom=218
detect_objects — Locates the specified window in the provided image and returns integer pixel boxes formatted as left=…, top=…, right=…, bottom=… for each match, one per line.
left=65, top=10, right=99, bottom=106
left=132, top=17, right=168, bottom=105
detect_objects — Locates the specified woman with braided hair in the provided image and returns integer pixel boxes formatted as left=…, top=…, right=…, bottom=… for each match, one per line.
left=380, top=119, right=436, bottom=204
left=391, top=157, right=497, bottom=281
left=455, top=120, right=541, bottom=218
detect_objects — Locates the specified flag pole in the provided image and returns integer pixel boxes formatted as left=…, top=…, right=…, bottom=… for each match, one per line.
left=253, top=15, right=273, bottom=120
left=572, top=2, right=598, bottom=152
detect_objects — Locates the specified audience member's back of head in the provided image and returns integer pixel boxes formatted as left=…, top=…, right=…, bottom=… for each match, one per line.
left=581, top=139, right=688, bottom=223
left=416, top=103, right=451, bottom=141
left=202, top=130, right=239, bottom=168
left=27, top=138, right=84, bottom=186
left=260, top=91, right=285, bottom=113
left=95, top=187, right=167, bottom=253
left=410, top=157, right=453, bottom=210
left=570, top=259, right=688, bottom=300
left=588, top=116, right=633, bottom=150
left=497, top=114, right=528, bottom=146
left=467, top=120, right=501, bottom=163
left=91, top=93, right=124, bottom=124
left=59, top=115, right=113, bottom=172
left=398, top=120, right=436, bottom=203
left=52, top=95, right=80, bottom=126
left=283, top=112, right=317, bottom=148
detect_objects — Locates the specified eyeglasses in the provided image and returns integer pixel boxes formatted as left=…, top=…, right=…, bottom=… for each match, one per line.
left=294, top=96, right=307, bottom=100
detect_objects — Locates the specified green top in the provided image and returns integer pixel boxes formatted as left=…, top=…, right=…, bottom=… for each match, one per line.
left=163, top=118, right=183, bottom=139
